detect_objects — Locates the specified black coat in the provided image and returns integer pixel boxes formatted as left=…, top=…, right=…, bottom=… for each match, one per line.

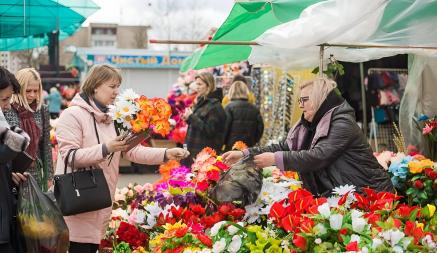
left=185, top=94, right=227, bottom=158
left=249, top=101, right=393, bottom=196
left=224, top=99, right=264, bottom=151
left=0, top=126, right=28, bottom=252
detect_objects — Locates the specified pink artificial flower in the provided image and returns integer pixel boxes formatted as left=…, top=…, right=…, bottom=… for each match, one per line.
left=143, top=183, right=154, bottom=192
left=423, top=124, right=434, bottom=135
left=134, top=184, right=144, bottom=194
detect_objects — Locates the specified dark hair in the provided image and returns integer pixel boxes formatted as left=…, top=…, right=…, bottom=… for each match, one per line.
left=0, top=66, right=20, bottom=93
left=231, top=74, right=248, bottom=85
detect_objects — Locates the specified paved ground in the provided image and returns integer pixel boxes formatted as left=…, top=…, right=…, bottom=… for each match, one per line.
left=117, top=172, right=161, bottom=188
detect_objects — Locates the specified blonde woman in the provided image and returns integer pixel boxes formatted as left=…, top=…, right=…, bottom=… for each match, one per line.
left=4, top=68, right=53, bottom=191
left=223, top=77, right=393, bottom=197
left=182, top=72, right=227, bottom=164
left=55, top=64, right=188, bottom=253
left=223, top=81, right=263, bottom=151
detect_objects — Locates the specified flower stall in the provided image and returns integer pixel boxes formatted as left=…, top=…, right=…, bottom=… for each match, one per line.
left=100, top=146, right=437, bottom=253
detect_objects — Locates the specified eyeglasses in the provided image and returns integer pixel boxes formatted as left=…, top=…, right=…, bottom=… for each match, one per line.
left=298, top=96, right=309, bottom=105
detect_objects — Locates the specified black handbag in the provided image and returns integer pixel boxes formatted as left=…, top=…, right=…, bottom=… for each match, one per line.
left=54, top=112, right=112, bottom=216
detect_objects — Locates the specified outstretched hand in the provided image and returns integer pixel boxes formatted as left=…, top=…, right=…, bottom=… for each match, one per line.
left=222, top=150, right=244, bottom=166
left=165, top=148, right=190, bottom=161
left=253, top=152, right=276, bottom=168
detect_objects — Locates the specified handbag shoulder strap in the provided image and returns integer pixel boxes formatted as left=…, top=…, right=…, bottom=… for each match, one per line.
left=90, top=112, right=100, bottom=144
left=64, top=149, right=77, bottom=174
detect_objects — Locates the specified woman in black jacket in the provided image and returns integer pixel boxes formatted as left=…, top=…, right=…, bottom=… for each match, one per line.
left=223, top=77, right=393, bottom=196
left=224, top=81, right=263, bottom=151
left=0, top=67, right=30, bottom=253
left=182, top=72, right=226, bottom=164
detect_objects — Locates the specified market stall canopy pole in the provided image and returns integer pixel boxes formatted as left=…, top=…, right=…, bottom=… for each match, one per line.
left=150, top=40, right=437, bottom=50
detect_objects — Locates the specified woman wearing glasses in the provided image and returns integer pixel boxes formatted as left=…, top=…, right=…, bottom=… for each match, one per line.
left=223, top=77, right=393, bottom=196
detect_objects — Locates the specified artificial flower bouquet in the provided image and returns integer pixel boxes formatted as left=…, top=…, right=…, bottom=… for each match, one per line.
left=388, top=154, right=437, bottom=206
left=413, top=114, right=437, bottom=161
left=109, top=89, right=172, bottom=143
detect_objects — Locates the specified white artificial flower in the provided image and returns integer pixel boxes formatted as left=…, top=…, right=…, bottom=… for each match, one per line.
left=317, top=202, right=331, bottom=218
left=350, top=234, right=361, bottom=243
left=351, top=209, right=363, bottom=219
left=327, top=196, right=340, bottom=208
left=111, top=208, right=129, bottom=220
left=129, top=209, right=146, bottom=224
left=372, top=238, right=383, bottom=250
left=169, top=118, right=177, bottom=126
left=329, top=214, right=343, bottom=230
left=228, top=235, right=242, bottom=253
left=402, top=237, right=412, bottom=250
left=120, top=187, right=129, bottom=195
left=390, top=230, right=405, bottom=246
left=281, top=240, right=289, bottom=249
left=421, top=234, right=437, bottom=249
left=227, top=225, right=239, bottom=235
left=314, top=238, right=322, bottom=244
left=393, top=245, right=404, bottom=253
left=210, top=221, right=226, bottom=237
left=212, top=238, right=226, bottom=253
left=332, top=184, right=356, bottom=196
left=352, top=217, right=367, bottom=233
left=120, top=88, right=139, bottom=101
left=313, top=223, right=327, bottom=235
left=361, top=246, right=369, bottom=253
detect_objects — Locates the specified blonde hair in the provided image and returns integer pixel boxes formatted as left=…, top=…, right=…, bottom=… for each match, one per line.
left=12, top=68, right=43, bottom=112
left=299, top=77, right=337, bottom=112
left=81, top=64, right=122, bottom=97
left=195, top=72, right=215, bottom=96
left=228, top=81, right=249, bottom=100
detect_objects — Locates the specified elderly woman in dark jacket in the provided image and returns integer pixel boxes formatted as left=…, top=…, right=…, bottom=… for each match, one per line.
left=223, top=77, right=393, bottom=196
left=0, top=67, right=30, bottom=253
left=224, top=81, right=263, bottom=151
left=182, top=72, right=227, bottom=164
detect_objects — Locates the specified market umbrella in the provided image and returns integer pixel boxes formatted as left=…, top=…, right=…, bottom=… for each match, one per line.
left=181, top=0, right=437, bottom=72
left=180, top=0, right=321, bottom=72
left=0, top=0, right=99, bottom=51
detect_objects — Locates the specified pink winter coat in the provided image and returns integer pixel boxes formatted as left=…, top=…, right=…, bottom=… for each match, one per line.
left=55, top=94, right=166, bottom=244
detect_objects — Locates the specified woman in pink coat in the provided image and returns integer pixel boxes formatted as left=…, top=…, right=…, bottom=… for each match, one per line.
left=55, top=64, right=188, bottom=253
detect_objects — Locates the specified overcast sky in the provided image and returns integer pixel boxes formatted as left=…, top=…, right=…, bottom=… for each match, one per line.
left=84, top=0, right=235, bottom=50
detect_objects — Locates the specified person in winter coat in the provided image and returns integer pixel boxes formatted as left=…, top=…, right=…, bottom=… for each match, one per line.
left=3, top=68, right=53, bottom=191
left=45, top=87, right=62, bottom=119
left=0, top=66, right=30, bottom=253
left=223, top=81, right=263, bottom=151
left=223, top=77, right=393, bottom=197
left=222, top=74, right=256, bottom=107
left=54, top=64, right=189, bottom=253
left=182, top=72, right=227, bottom=164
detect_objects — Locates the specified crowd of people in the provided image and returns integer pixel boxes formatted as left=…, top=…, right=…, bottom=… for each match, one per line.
left=0, top=64, right=393, bottom=253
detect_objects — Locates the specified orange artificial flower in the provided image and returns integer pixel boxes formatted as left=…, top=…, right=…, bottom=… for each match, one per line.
left=232, top=141, right=248, bottom=151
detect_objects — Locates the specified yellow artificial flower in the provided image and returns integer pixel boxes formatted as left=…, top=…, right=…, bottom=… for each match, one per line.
left=416, top=222, right=424, bottom=230
left=162, top=220, right=187, bottom=236
left=408, top=161, right=424, bottom=174
left=421, top=159, right=435, bottom=169
left=149, top=234, right=165, bottom=248
left=216, top=155, right=223, bottom=161
left=291, top=184, right=301, bottom=191
left=132, top=247, right=148, bottom=253
left=427, top=204, right=436, bottom=217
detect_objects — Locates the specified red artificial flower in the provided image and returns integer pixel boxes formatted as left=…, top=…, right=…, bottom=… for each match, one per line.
left=196, top=233, right=213, bottom=247
left=362, top=187, right=378, bottom=201
left=345, top=241, right=359, bottom=252
left=299, top=218, right=314, bottom=233
left=175, top=226, right=189, bottom=238
left=364, top=212, right=381, bottom=227
left=292, top=234, right=307, bottom=251
left=396, top=204, right=417, bottom=218
left=171, top=206, right=186, bottom=218
left=189, top=203, right=206, bottom=215
left=214, top=161, right=229, bottom=171
left=425, top=169, right=437, bottom=180
left=200, top=213, right=224, bottom=228
left=404, top=221, right=415, bottom=237
left=229, top=208, right=246, bottom=220
left=414, top=180, right=424, bottom=189
left=218, top=203, right=234, bottom=216
left=100, top=239, right=112, bottom=248
left=269, top=201, right=287, bottom=222
left=352, top=192, right=370, bottom=210
left=206, top=169, right=221, bottom=182
left=338, top=192, right=349, bottom=206
left=196, top=180, right=209, bottom=191
left=116, top=222, right=149, bottom=248
left=280, top=214, right=300, bottom=232
left=338, top=228, right=349, bottom=242
left=288, top=189, right=313, bottom=203
left=393, top=218, right=402, bottom=228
